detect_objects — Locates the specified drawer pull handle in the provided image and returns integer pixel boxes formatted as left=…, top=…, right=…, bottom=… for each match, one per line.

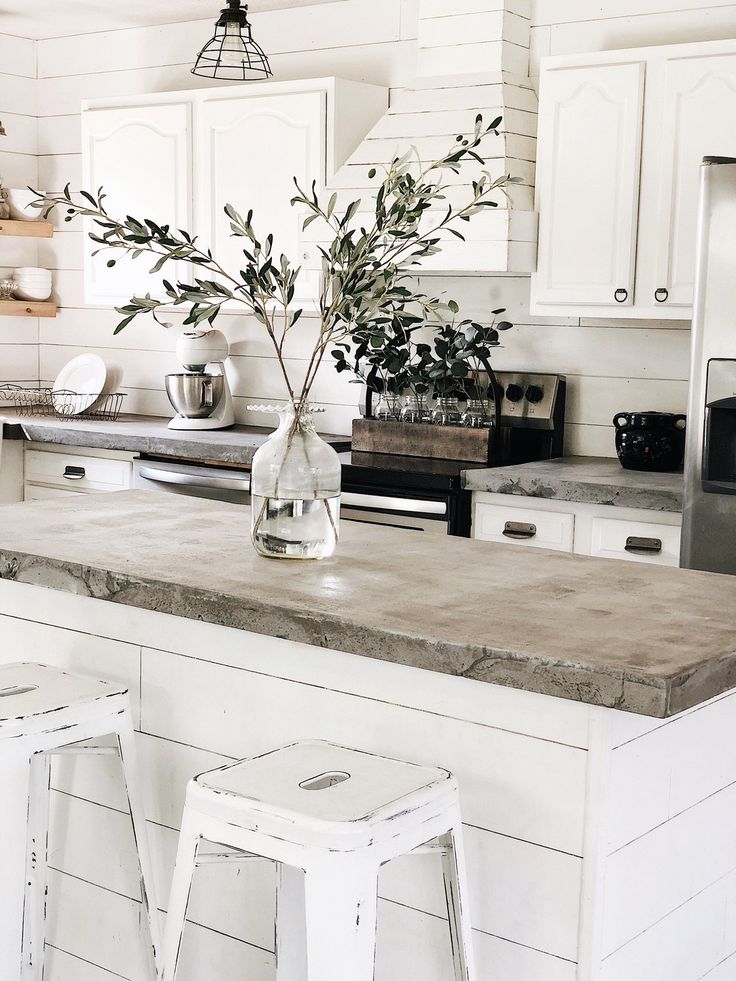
left=655, top=287, right=669, bottom=303
left=625, top=536, right=662, bottom=555
left=503, top=521, right=537, bottom=540
left=614, top=287, right=629, bottom=303
left=63, top=466, right=86, bottom=480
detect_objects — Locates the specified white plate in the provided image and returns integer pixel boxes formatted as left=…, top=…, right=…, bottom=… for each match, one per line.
left=52, top=354, right=107, bottom=415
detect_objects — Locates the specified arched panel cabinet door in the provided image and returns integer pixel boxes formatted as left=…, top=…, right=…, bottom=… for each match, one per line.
left=82, top=103, right=193, bottom=306
left=532, top=61, right=645, bottom=308
left=639, top=53, right=736, bottom=310
left=196, top=91, right=325, bottom=308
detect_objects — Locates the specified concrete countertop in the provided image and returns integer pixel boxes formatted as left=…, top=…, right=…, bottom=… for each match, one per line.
left=463, top=456, right=684, bottom=512
left=0, top=491, right=734, bottom=719
left=2, top=413, right=350, bottom=465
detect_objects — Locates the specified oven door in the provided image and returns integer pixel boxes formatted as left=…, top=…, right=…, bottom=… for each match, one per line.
left=340, top=491, right=450, bottom=535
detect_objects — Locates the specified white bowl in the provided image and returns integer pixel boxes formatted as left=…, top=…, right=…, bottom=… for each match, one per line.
left=15, top=277, right=52, bottom=286
left=7, top=189, right=45, bottom=222
left=14, top=283, right=52, bottom=301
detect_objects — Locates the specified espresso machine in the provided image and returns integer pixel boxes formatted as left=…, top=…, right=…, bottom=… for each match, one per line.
left=165, top=329, right=235, bottom=430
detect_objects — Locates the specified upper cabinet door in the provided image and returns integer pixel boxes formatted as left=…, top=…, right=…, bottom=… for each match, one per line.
left=197, top=92, right=325, bottom=306
left=533, top=62, right=645, bottom=307
left=643, top=53, right=736, bottom=310
left=82, top=103, right=192, bottom=305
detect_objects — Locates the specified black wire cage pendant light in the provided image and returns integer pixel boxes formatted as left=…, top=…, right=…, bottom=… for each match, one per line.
left=192, top=1, right=273, bottom=81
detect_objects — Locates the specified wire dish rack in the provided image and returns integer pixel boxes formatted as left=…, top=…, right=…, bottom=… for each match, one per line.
left=0, top=384, right=126, bottom=422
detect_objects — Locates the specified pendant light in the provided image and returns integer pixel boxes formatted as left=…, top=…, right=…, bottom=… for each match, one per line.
left=192, top=1, right=272, bottom=81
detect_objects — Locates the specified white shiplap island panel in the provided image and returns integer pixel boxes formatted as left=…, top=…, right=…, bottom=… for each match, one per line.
left=2, top=492, right=736, bottom=978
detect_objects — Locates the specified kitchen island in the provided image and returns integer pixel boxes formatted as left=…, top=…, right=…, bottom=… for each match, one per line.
left=0, top=492, right=734, bottom=981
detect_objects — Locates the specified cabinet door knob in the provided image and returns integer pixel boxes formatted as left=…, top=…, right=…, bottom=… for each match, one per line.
left=655, top=287, right=669, bottom=303
left=614, top=288, right=628, bottom=303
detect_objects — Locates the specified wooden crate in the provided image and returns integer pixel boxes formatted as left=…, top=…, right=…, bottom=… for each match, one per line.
left=352, top=418, right=496, bottom=463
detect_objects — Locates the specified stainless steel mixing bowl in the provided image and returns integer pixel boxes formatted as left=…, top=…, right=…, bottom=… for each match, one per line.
left=165, top=372, right=224, bottom=419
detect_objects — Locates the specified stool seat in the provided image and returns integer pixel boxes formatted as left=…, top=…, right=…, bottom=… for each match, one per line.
left=0, top=662, right=122, bottom=738
left=163, top=740, right=475, bottom=981
left=196, top=740, right=454, bottom=827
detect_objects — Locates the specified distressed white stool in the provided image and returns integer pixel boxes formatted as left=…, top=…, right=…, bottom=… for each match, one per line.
left=163, top=739, right=475, bottom=981
left=0, top=662, right=160, bottom=979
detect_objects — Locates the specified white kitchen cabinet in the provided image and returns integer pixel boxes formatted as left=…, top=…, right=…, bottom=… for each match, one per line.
left=82, top=103, right=193, bottom=305
left=23, top=444, right=134, bottom=500
left=532, top=38, right=736, bottom=321
left=637, top=51, right=736, bottom=311
left=472, top=492, right=682, bottom=567
left=197, top=91, right=324, bottom=305
left=81, top=79, right=387, bottom=308
left=533, top=61, right=645, bottom=309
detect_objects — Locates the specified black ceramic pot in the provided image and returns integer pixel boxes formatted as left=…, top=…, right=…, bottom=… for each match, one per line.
left=613, top=411, right=686, bottom=472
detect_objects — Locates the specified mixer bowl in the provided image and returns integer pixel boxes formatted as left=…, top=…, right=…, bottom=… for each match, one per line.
left=165, top=372, right=225, bottom=419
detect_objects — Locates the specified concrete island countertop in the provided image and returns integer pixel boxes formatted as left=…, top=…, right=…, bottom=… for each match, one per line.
left=0, top=490, right=733, bottom=719
left=463, top=456, right=684, bottom=512
left=2, top=413, right=350, bottom=465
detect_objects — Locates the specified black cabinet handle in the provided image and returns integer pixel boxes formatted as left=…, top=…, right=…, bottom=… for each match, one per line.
left=655, top=287, right=669, bottom=303
left=625, top=536, right=662, bottom=555
left=614, top=288, right=628, bottom=303
left=503, top=521, right=537, bottom=540
left=63, top=465, right=86, bottom=480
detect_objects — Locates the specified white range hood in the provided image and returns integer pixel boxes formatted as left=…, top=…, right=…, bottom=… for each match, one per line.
left=324, top=0, right=538, bottom=275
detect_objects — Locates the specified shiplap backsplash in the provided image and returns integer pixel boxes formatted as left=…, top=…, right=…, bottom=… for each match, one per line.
left=9, top=0, right=736, bottom=452
left=0, top=32, right=39, bottom=388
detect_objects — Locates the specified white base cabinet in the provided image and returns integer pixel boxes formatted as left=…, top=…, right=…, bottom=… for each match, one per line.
left=473, top=492, right=682, bottom=567
left=532, top=37, right=736, bottom=320
left=23, top=443, right=134, bottom=501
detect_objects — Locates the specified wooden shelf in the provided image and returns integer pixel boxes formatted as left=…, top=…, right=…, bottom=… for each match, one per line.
left=0, top=300, right=57, bottom=318
left=0, top=219, right=54, bottom=239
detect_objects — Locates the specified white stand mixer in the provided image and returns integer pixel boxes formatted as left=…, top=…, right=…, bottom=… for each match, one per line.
left=165, top=329, right=235, bottom=431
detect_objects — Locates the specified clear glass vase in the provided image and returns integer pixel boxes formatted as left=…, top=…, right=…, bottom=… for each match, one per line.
left=461, top=399, right=492, bottom=429
left=248, top=402, right=341, bottom=560
left=431, top=396, right=462, bottom=426
left=374, top=394, right=402, bottom=421
left=400, top=394, right=431, bottom=423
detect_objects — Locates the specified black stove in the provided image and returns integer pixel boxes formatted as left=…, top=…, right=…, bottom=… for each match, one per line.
left=339, top=373, right=566, bottom=537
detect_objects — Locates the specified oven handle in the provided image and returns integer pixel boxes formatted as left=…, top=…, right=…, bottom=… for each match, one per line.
left=340, top=492, right=447, bottom=516
left=137, top=464, right=252, bottom=493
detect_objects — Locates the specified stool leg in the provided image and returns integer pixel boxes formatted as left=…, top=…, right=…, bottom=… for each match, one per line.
left=439, top=818, right=476, bottom=981
left=20, top=752, right=51, bottom=981
left=303, top=857, right=379, bottom=981
left=114, top=715, right=161, bottom=979
left=0, top=749, right=32, bottom=980
left=276, top=863, right=307, bottom=980
left=160, top=812, right=201, bottom=981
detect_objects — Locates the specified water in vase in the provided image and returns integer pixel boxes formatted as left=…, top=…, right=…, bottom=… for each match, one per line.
left=251, top=494, right=341, bottom=559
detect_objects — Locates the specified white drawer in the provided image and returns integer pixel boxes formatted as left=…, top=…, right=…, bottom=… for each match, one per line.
left=24, top=484, right=86, bottom=501
left=590, top=517, right=681, bottom=566
left=474, top=502, right=575, bottom=552
left=25, top=449, right=132, bottom=494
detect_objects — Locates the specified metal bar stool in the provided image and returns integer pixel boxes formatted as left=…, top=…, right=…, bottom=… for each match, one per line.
left=0, top=661, right=160, bottom=979
left=162, top=739, right=475, bottom=981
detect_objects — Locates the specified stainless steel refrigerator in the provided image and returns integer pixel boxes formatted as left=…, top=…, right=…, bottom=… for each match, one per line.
left=681, top=157, right=736, bottom=574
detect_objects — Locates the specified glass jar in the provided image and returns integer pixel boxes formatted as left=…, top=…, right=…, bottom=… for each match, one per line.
left=374, top=394, right=402, bottom=421
left=248, top=402, right=341, bottom=560
left=461, top=399, right=491, bottom=429
left=431, top=396, right=462, bottom=426
left=400, top=394, right=431, bottom=424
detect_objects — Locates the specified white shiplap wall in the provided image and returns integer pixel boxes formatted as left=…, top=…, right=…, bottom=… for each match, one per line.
left=0, top=32, right=39, bottom=388
left=20, top=0, right=736, bottom=451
